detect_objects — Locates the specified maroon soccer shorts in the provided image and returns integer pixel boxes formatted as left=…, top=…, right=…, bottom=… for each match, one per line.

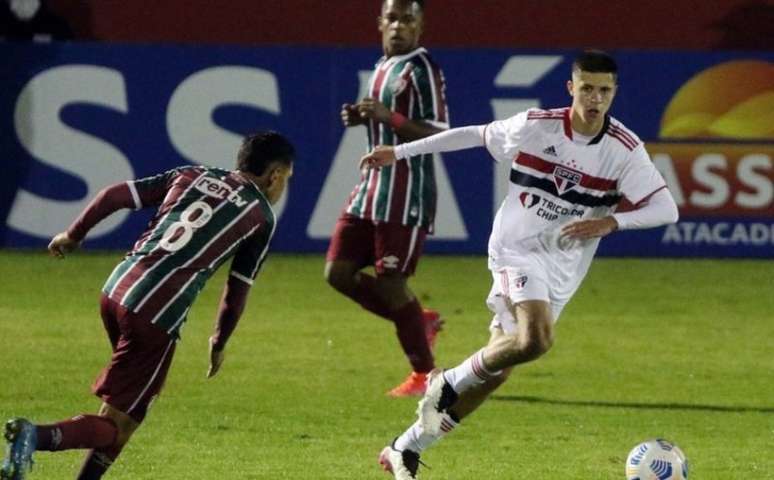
left=326, top=213, right=427, bottom=276
left=93, top=294, right=177, bottom=423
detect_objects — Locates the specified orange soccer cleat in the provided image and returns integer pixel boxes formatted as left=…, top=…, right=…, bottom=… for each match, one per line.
left=387, top=371, right=428, bottom=397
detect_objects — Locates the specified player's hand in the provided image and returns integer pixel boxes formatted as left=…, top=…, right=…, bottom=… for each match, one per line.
left=359, top=146, right=398, bottom=170
left=207, top=336, right=225, bottom=379
left=561, top=216, right=618, bottom=240
left=356, top=97, right=391, bottom=123
left=341, top=103, right=366, bottom=127
left=48, top=232, right=80, bottom=258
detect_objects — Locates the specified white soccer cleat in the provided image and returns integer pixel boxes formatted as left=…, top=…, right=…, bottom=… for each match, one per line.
left=379, top=444, right=421, bottom=480
left=416, top=370, right=457, bottom=436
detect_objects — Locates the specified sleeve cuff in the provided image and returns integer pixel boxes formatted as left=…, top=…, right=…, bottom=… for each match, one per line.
left=127, top=181, right=142, bottom=210
left=230, top=271, right=253, bottom=285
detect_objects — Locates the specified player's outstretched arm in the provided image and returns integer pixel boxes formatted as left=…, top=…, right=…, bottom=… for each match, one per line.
left=48, top=231, right=81, bottom=258
left=360, top=146, right=397, bottom=170
left=207, top=336, right=225, bottom=379
left=56, top=182, right=141, bottom=256
left=207, top=275, right=250, bottom=378
left=360, top=125, right=487, bottom=171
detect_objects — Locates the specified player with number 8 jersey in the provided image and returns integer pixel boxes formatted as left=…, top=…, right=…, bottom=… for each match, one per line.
left=101, top=165, right=276, bottom=339
left=1, top=131, right=294, bottom=480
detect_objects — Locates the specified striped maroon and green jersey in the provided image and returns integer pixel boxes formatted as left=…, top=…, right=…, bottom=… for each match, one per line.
left=346, top=47, right=449, bottom=232
left=103, top=166, right=276, bottom=339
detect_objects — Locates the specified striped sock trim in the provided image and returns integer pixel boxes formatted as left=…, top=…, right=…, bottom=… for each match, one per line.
left=50, top=427, right=63, bottom=450
left=471, top=350, right=493, bottom=381
left=439, top=415, right=458, bottom=434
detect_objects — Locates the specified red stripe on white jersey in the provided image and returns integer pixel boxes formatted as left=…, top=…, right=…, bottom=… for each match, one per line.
left=633, top=185, right=668, bottom=207
left=610, top=124, right=638, bottom=147
left=515, top=152, right=618, bottom=192
left=606, top=130, right=636, bottom=151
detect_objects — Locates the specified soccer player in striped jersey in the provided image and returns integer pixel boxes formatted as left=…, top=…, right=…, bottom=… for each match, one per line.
left=365, top=51, right=680, bottom=479
left=325, top=0, right=449, bottom=398
left=1, top=132, right=294, bottom=480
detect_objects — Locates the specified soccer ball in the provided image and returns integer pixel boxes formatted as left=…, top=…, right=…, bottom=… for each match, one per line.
left=625, top=439, right=688, bottom=480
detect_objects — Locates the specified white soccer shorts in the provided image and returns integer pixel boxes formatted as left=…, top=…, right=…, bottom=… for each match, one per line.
left=486, top=263, right=565, bottom=334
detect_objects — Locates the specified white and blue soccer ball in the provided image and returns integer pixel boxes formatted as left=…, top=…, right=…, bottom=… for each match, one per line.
left=625, top=439, right=688, bottom=480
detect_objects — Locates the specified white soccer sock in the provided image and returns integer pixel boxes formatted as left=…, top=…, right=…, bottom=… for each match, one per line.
left=394, top=416, right=458, bottom=454
left=442, top=349, right=501, bottom=393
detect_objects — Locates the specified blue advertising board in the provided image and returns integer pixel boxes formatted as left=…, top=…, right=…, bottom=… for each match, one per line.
left=2, top=43, right=772, bottom=257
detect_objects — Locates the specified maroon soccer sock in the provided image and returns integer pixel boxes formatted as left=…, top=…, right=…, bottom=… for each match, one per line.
left=390, top=299, right=434, bottom=373
left=36, top=415, right=117, bottom=451
left=351, top=273, right=392, bottom=319
left=77, top=443, right=124, bottom=480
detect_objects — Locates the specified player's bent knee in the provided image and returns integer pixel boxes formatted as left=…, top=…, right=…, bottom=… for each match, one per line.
left=324, top=262, right=355, bottom=292
left=113, top=415, right=140, bottom=447
left=521, top=335, right=552, bottom=361
left=502, top=316, right=553, bottom=363
left=523, top=317, right=554, bottom=359
left=374, top=273, right=411, bottom=306
left=99, top=404, right=140, bottom=447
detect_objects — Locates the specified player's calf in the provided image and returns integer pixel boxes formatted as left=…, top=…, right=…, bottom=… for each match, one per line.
left=421, top=308, right=443, bottom=349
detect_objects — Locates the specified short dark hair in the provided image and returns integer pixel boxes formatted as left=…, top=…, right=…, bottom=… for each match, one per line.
left=236, top=131, right=294, bottom=176
left=572, top=49, right=618, bottom=77
left=382, top=0, right=424, bottom=12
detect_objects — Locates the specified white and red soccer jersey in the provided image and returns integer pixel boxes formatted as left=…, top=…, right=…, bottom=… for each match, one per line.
left=484, top=107, right=667, bottom=301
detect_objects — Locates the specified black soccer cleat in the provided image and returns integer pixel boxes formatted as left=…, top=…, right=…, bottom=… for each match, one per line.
left=416, top=370, right=458, bottom=436
left=1, top=418, right=37, bottom=480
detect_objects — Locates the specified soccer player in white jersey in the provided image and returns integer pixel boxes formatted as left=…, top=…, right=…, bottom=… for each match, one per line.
left=362, top=50, right=680, bottom=479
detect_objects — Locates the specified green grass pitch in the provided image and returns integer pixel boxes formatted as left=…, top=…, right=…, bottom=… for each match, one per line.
left=0, top=251, right=772, bottom=479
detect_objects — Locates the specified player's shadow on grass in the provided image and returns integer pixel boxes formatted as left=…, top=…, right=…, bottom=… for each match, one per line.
left=490, top=395, right=774, bottom=414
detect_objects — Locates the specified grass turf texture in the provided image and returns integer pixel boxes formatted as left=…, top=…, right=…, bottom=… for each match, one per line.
left=0, top=251, right=772, bottom=479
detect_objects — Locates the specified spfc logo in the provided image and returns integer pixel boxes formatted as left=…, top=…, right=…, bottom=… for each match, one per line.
left=514, top=275, right=528, bottom=289
left=553, top=166, right=582, bottom=195
left=519, top=192, right=540, bottom=209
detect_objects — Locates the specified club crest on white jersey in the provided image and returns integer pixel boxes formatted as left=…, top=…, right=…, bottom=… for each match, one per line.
left=552, top=166, right=582, bottom=195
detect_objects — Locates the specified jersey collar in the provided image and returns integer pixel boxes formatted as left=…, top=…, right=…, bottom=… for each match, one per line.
left=563, top=107, right=610, bottom=145
left=376, top=47, right=428, bottom=68
left=236, top=171, right=270, bottom=203
left=243, top=174, right=277, bottom=218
